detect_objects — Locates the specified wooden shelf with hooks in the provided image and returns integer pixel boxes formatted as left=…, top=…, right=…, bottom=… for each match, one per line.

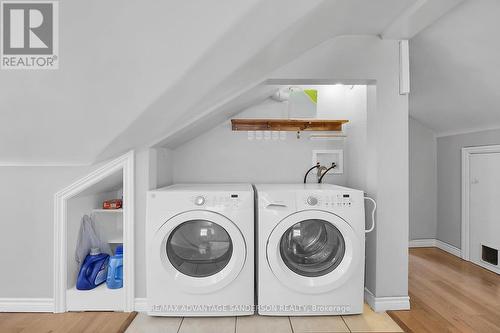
left=231, top=119, right=348, bottom=132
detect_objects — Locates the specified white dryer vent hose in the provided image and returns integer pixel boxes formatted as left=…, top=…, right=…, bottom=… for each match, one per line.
left=364, top=196, right=376, bottom=233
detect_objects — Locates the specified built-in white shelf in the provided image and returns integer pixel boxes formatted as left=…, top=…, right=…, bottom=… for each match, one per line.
left=66, top=284, right=124, bottom=311
left=107, top=238, right=123, bottom=244
left=92, top=208, right=123, bottom=214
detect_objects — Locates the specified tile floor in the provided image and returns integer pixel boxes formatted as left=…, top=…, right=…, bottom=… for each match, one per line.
left=125, top=304, right=403, bottom=333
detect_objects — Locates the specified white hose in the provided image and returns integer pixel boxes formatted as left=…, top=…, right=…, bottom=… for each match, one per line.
left=364, top=196, right=376, bottom=233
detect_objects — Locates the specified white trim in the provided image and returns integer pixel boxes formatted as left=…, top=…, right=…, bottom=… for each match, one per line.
left=462, top=148, right=470, bottom=260
left=408, top=239, right=436, bottom=247
left=0, top=298, right=54, bottom=312
left=399, top=40, right=410, bottom=95
left=0, top=162, right=90, bottom=167
left=461, top=145, right=500, bottom=262
left=54, top=151, right=135, bottom=313
left=435, top=240, right=462, bottom=258
left=364, top=288, right=410, bottom=312
left=409, top=238, right=462, bottom=258
left=134, top=298, right=148, bottom=312
left=123, top=151, right=135, bottom=313
left=436, top=125, right=500, bottom=138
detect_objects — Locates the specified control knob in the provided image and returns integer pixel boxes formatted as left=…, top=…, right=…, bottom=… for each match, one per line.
left=194, top=196, right=206, bottom=206
left=307, top=196, right=318, bottom=206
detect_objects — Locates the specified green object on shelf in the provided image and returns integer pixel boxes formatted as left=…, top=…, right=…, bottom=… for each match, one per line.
left=304, top=89, right=318, bottom=104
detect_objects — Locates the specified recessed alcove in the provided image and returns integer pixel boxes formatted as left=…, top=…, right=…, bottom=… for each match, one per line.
left=54, top=152, right=134, bottom=313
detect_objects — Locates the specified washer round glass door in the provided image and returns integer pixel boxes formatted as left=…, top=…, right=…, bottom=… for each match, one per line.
left=267, top=210, right=360, bottom=293
left=154, top=210, right=246, bottom=294
left=167, top=220, right=233, bottom=277
left=280, top=219, right=345, bottom=277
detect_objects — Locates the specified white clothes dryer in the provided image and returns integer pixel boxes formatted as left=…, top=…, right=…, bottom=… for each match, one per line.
left=146, top=184, right=254, bottom=316
left=255, top=184, right=366, bottom=316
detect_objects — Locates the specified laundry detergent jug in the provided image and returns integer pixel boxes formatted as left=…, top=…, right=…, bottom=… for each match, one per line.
left=106, top=245, right=123, bottom=289
left=76, top=247, right=109, bottom=290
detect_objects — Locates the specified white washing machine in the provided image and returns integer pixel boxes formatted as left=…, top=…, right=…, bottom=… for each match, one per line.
left=255, top=184, right=368, bottom=316
left=146, top=184, right=254, bottom=316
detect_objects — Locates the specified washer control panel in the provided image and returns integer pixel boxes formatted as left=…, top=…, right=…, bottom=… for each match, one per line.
left=306, top=196, right=318, bottom=206
left=302, top=193, right=353, bottom=208
left=191, top=194, right=241, bottom=208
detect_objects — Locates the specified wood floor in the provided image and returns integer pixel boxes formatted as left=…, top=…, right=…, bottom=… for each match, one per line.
left=388, top=247, right=500, bottom=333
left=0, top=311, right=136, bottom=333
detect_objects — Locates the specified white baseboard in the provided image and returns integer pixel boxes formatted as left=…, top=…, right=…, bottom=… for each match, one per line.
left=0, top=298, right=54, bottom=312
left=409, top=238, right=462, bottom=258
left=1, top=294, right=414, bottom=314
left=0, top=297, right=148, bottom=313
left=435, top=240, right=462, bottom=257
left=134, top=298, right=147, bottom=312
left=408, top=238, right=436, bottom=247
left=364, top=288, right=410, bottom=312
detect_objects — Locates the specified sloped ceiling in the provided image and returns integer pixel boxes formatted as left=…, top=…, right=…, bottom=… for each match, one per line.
left=0, top=0, right=462, bottom=163
left=97, top=0, right=426, bottom=161
left=410, top=0, right=500, bottom=136
left=0, top=0, right=263, bottom=163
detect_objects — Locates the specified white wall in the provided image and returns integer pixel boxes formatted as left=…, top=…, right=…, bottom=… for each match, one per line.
left=313, top=84, right=368, bottom=190
left=437, top=128, right=500, bottom=248
left=269, top=36, right=409, bottom=300
left=409, top=118, right=437, bottom=240
left=0, top=166, right=92, bottom=298
left=134, top=148, right=174, bottom=297
left=156, top=148, right=174, bottom=188
left=172, top=85, right=367, bottom=186
left=329, top=85, right=368, bottom=190
left=172, top=101, right=346, bottom=184
left=410, top=0, right=500, bottom=137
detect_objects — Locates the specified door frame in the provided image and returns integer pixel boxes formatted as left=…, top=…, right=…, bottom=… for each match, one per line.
left=461, top=145, right=500, bottom=261
left=53, top=151, right=135, bottom=313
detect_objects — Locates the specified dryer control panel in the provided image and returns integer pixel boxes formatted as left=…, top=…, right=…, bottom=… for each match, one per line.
left=190, top=194, right=242, bottom=209
left=300, top=193, right=353, bottom=209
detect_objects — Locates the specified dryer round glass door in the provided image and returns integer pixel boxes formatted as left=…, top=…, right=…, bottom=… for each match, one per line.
left=166, top=220, right=233, bottom=277
left=153, top=210, right=246, bottom=294
left=280, top=219, right=345, bottom=277
left=267, top=210, right=361, bottom=294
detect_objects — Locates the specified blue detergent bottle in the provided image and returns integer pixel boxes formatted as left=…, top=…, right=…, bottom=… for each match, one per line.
left=106, top=245, right=123, bottom=289
left=76, top=248, right=109, bottom=290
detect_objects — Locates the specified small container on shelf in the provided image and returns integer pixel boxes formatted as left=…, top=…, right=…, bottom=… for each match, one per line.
left=103, top=199, right=122, bottom=210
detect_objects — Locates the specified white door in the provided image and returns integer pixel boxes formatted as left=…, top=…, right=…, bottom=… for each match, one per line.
left=266, top=210, right=361, bottom=293
left=470, top=153, right=500, bottom=274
